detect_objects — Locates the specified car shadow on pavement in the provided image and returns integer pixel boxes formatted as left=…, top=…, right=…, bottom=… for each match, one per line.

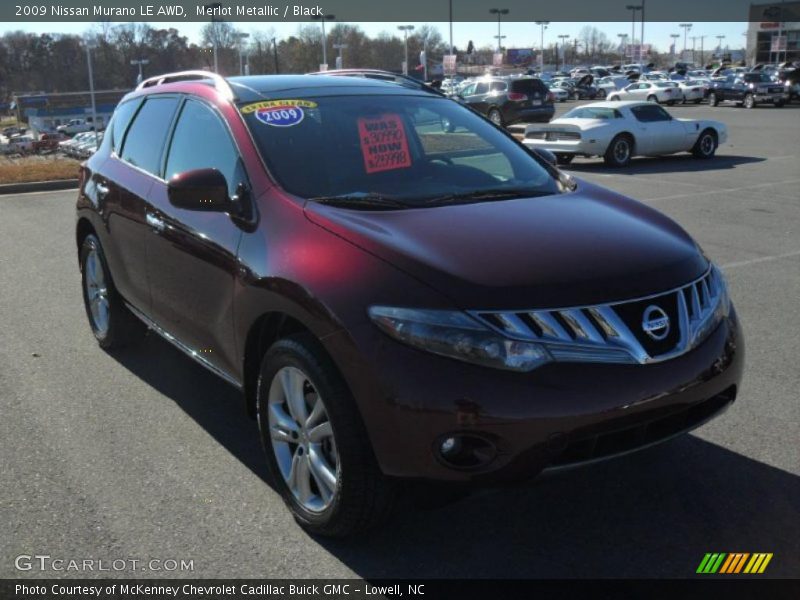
left=567, top=154, right=765, bottom=175
left=108, top=333, right=800, bottom=578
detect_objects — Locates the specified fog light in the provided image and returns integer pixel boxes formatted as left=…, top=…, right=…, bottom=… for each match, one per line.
left=441, top=437, right=460, bottom=456
left=435, top=434, right=497, bottom=470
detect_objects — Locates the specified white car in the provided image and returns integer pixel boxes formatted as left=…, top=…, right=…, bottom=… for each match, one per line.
left=6, top=135, right=35, bottom=153
left=547, top=84, right=569, bottom=102
left=678, top=80, right=706, bottom=103
left=522, top=101, right=727, bottom=167
left=607, top=81, right=681, bottom=105
left=595, top=76, right=630, bottom=98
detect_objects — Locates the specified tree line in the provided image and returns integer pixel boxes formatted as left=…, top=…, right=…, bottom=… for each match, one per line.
left=0, top=23, right=651, bottom=99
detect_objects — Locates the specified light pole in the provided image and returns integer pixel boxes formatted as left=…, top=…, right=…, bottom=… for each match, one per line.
left=535, top=21, right=549, bottom=70
left=333, top=43, right=347, bottom=70
left=670, top=34, right=680, bottom=61
left=448, top=0, right=453, bottom=57
left=397, top=25, right=414, bottom=75
left=626, top=4, right=642, bottom=64
left=85, top=39, right=99, bottom=150
left=272, top=38, right=279, bottom=74
left=130, top=58, right=149, bottom=84
left=716, top=35, right=726, bottom=61
left=420, top=33, right=428, bottom=81
left=205, top=2, right=222, bottom=73
left=679, top=23, right=692, bottom=60
left=640, top=0, right=646, bottom=66
left=235, top=32, right=250, bottom=75
left=489, top=8, right=509, bottom=53
left=311, top=13, right=335, bottom=69
left=558, top=34, right=570, bottom=70
left=617, top=33, right=628, bottom=66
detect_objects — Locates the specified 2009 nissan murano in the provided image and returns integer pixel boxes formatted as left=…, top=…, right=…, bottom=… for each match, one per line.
left=76, top=71, right=743, bottom=536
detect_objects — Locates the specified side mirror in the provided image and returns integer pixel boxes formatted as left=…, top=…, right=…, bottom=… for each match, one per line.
left=168, top=168, right=233, bottom=212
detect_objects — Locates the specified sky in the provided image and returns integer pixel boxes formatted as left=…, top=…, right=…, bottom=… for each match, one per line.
left=1, top=21, right=749, bottom=53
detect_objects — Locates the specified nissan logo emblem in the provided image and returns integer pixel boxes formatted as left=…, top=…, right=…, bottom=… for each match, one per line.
left=642, top=305, right=670, bottom=341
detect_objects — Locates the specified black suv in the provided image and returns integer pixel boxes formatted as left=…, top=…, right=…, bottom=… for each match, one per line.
left=456, top=77, right=555, bottom=125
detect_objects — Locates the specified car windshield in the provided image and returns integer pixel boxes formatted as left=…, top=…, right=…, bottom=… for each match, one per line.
left=241, top=94, right=561, bottom=208
left=562, top=106, right=621, bottom=119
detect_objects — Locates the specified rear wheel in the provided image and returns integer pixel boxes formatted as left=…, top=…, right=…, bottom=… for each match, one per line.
left=257, top=334, right=397, bottom=537
left=79, top=234, right=145, bottom=349
left=647, top=95, right=658, bottom=103
left=596, top=88, right=606, bottom=99
left=604, top=134, right=633, bottom=168
left=743, top=93, right=756, bottom=109
left=555, top=153, right=574, bottom=165
left=691, top=129, right=718, bottom=159
left=774, top=100, right=785, bottom=107
left=487, top=108, right=503, bottom=126
left=708, top=92, right=719, bottom=106
left=667, top=99, right=676, bottom=106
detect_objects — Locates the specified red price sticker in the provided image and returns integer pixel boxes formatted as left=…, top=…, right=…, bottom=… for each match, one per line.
left=357, top=114, right=412, bottom=174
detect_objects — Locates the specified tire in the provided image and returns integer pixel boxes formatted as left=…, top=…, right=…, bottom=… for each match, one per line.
left=667, top=99, right=676, bottom=106
left=647, top=95, right=658, bottom=103
left=256, top=333, right=397, bottom=537
left=708, top=92, right=719, bottom=106
left=604, top=134, right=633, bottom=168
left=608, top=95, right=620, bottom=102
left=691, top=129, right=718, bottom=159
left=743, top=93, right=755, bottom=109
left=487, top=108, right=503, bottom=127
left=79, top=234, right=145, bottom=349
left=596, top=88, right=606, bottom=99
left=555, top=153, right=574, bottom=165
left=694, top=98, right=702, bottom=104
left=774, top=100, right=784, bottom=108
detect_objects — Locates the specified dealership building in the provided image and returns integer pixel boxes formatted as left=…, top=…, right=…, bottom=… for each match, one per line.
left=746, top=1, right=800, bottom=64
left=13, top=89, right=128, bottom=133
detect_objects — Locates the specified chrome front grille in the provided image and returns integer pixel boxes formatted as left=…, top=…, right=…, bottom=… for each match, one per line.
left=471, top=268, right=728, bottom=365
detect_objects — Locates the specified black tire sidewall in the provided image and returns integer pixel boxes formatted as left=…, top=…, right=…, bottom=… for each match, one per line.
left=80, top=235, right=114, bottom=346
left=606, top=135, right=632, bottom=167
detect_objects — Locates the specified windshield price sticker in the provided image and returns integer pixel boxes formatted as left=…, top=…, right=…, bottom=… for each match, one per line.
left=357, top=114, right=412, bottom=174
left=241, top=100, right=317, bottom=127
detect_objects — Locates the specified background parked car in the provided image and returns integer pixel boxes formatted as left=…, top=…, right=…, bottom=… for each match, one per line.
left=457, top=77, right=555, bottom=125
left=608, top=81, right=679, bottom=104
left=709, top=72, right=788, bottom=108
left=57, top=117, right=99, bottom=135
left=596, top=75, right=630, bottom=98
left=34, top=131, right=69, bottom=153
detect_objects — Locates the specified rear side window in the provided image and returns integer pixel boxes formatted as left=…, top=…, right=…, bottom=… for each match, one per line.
left=630, top=105, right=671, bottom=123
left=110, top=98, right=142, bottom=155
left=490, top=81, right=507, bottom=92
left=474, top=82, right=489, bottom=94
left=120, top=96, right=179, bottom=176
left=165, top=99, right=242, bottom=197
left=511, top=79, right=547, bottom=95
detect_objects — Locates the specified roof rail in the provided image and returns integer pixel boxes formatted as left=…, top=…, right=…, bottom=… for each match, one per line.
left=309, top=69, right=446, bottom=97
left=135, top=70, right=236, bottom=100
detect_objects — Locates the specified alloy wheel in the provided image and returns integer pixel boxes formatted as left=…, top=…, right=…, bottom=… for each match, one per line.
left=614, top=138, right=630, bottom=163
left=84, top=247, right=110, bottom=337
left=268, top=366, right=339, bottom=512
left=700, top=133, right=715, bottom=156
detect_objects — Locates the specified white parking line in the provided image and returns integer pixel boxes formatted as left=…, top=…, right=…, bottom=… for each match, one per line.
left=721, top=250, right=800, bottom=270
left=644, top=179, right=800, bottom=202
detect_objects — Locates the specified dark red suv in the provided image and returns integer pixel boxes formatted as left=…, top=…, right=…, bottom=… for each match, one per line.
left=76, top=71, right=743, bottom=536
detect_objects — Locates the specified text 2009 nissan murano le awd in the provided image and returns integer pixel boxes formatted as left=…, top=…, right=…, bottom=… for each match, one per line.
left=76, top=71, right=743, bottom=536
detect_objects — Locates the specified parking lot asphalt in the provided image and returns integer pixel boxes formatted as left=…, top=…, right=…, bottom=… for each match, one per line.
left=1, top=101, right=798, bottom=579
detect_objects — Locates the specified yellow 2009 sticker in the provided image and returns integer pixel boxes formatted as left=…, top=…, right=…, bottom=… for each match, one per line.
left=240, top=99, right=318, bottom=127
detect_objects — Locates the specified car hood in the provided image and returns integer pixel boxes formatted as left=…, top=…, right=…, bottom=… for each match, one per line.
left=303, top=179, right=707, bottom=310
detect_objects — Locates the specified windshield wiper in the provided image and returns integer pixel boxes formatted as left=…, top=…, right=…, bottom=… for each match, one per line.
left=422, top=187, right=552, bottom=206
left=309, top=193, right=412, bottom=210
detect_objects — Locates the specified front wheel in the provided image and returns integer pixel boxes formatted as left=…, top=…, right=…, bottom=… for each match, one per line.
left=774, top=100, right=785, bottom=108
left=604, top=134, right=633, bottom=168
left=596, top=88, right=606, bottom=99
left=647, top=95, right=658, bottom=103
left=692, top=129, right=718, bottom=159
left=608, top=95, right=620, bottom=102
left=708, top=92, right=719, bottom=106
left=257, top=334, right=397, bottom=537
left=80, top=234, right=145, bottom=349
left=743, top=93, right=756, bottom=109
left=555, top=153, right=574, bottom=165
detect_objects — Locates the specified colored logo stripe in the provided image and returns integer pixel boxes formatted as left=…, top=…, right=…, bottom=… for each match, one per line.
left=698, top=552, right=773, bottom=574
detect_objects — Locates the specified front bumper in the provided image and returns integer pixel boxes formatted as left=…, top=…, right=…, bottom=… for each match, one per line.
left=331, top=308, right=744, bottom=483
left=754, top=92, right=789, bottom=102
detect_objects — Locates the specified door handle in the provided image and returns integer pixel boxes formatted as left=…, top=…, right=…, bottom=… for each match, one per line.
left=96, top=182, right=110, bottom=199
left=146, top=212, right=165, bottom=233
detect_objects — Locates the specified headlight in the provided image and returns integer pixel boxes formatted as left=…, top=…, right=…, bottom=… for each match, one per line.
left=368, top=306, right=551, bottom=372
